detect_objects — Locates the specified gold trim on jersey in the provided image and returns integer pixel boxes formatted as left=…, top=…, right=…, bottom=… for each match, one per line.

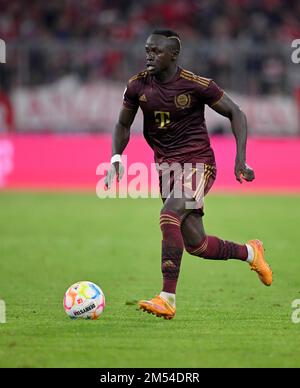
left=128, top=70, right=147, bottom=84
left=210, top=91, right=224, bottom=107
left=181, top=69, right=211, bottom=84
left=180, top=69, right=211, bottom=88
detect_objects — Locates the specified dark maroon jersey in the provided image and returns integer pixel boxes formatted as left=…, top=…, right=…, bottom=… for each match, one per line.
left=123, top=67, right=224, bottom=165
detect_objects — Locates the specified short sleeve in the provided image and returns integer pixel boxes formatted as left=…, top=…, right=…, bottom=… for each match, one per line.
left=123, top=81, right=139, bottom=110
left=201, top=80, right=224, bottom=107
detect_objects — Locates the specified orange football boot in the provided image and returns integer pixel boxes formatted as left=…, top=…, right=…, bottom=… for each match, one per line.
left=138, top=295, right=176, bottom=320
left=247, top=239, right=273, bottom=286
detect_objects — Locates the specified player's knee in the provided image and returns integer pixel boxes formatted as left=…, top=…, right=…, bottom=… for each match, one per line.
left=161, top=201, right=185, bottom=219
left=185, top=236, right=207, bottom=257
left=182, top=226, right=206, bottom=248
left=185, top=246, right=206, bottom=258
left=185, top=244, right=197, bottom=255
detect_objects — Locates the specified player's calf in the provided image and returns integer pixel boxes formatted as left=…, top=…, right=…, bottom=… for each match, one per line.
left=185, top=235, right=248, bottom=261
left=160, top=210, right=184, bottom=294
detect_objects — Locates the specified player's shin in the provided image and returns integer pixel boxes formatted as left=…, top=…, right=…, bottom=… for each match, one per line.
left=159, top=210, right=184, bottom=299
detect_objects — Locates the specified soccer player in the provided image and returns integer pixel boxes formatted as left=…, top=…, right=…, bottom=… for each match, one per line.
left=104, top=29, right=272, bottom=320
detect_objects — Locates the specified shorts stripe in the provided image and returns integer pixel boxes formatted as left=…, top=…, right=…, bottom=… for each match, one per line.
left=194, top=165, right=213, bottom=201
left=194, top=172, right=206, bottom=202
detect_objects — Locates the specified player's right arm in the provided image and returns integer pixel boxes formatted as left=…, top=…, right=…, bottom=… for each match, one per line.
left=105, top=74, right=142, bottom=189
left=104, top=106, right=137, bottom=189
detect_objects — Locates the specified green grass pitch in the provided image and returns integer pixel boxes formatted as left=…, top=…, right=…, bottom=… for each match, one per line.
left=0, top=191, right=300, bottom=368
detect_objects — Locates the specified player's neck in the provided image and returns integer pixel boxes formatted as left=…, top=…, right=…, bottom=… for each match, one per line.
left=154, top=65, right=179, bottom=83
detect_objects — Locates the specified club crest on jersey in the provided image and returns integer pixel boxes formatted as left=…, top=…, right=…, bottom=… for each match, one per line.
left=174, top=94, right=191, bottom=109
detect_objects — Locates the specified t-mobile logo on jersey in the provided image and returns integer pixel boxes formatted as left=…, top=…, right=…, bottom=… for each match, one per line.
left=0, top=39, right=6, bottom=63
left=0, top=140, right=14, bottom=187
left=291, top=39, right=300, bottom=64
left=154, top=111, right=170, bottom=129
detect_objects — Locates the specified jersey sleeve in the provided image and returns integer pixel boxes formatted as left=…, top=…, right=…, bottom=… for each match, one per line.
left=123, top=80, right=139, bottom=110
left=200, top=80, right=224, bottom=107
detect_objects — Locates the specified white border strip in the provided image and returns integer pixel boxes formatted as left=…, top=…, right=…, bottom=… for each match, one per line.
left=0, top=39, right=6, bottom=63
left=0, top=300, right=6, bottom=323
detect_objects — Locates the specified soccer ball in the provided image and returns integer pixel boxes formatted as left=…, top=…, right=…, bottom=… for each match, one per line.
left=63, top=281, right=105, bottom=320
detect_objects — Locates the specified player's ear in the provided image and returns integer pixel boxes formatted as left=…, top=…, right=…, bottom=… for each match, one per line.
left=171, top=48, right=180, bottom=61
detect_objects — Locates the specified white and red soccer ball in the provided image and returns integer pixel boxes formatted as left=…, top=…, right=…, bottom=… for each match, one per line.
left=63, top=281, right=105, bottom=320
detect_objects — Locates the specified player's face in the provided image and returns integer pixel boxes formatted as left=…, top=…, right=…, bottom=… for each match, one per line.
left=145, top=35, right=173, bottom=75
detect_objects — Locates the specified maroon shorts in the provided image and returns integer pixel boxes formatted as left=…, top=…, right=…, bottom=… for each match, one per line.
left=158, top=163, right=216, bottom=216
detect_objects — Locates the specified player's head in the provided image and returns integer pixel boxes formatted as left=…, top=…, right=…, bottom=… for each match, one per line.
left=145, top=29, right=181, bottom=75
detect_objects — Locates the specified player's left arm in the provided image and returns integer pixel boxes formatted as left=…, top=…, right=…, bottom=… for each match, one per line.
left=211, top=93, right=255, bottom=183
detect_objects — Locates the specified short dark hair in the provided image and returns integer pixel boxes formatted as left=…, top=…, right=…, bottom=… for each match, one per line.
left=151, top=29, right=181, bottom=53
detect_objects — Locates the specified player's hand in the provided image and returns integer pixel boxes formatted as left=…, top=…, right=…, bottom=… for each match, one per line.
left=104, top=162, right=124, bottom=189
left=234, top=160, right=255, bottom=183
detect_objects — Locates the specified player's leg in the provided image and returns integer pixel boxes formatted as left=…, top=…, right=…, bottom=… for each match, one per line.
left=139, top=163, right=220, bottom=318
left=139, top=193, right=192, bottom=319
left=182, top=210, right=272, bottom=286
left=181, top=211, right=249, bottom=261
left=160, top=194, right=192, bottom=294
left=179, top=164, right=248, bottom=261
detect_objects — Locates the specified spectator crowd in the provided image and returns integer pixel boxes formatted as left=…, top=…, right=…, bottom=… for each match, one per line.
left=0, top=0, right=299, bottom=94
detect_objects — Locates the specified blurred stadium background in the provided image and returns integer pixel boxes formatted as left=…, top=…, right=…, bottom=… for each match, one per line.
left=0, top=0, right=300, bottom=190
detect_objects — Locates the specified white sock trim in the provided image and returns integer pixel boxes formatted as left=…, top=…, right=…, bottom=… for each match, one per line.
left=160, top=291, right=176, bottom=307
left=246, top=244, right=254, bottom=264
